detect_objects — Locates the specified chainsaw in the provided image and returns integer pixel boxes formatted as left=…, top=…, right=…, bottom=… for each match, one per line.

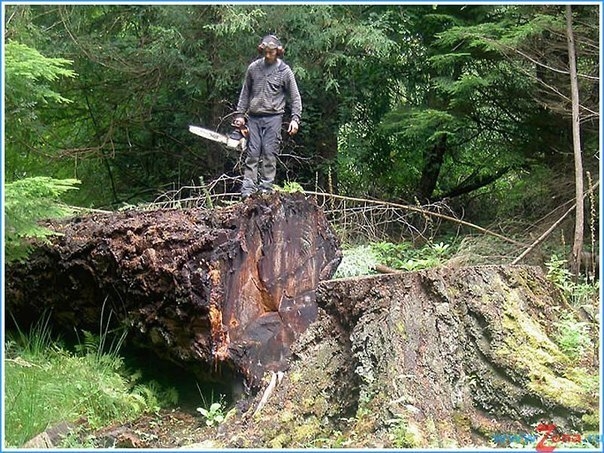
left=188, top=123, right=248, bottom=151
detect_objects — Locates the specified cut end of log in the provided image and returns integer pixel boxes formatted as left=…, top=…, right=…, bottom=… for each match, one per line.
left=6, top=192, right=342, bottom=388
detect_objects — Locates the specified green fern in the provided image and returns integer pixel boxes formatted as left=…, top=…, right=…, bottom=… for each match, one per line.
left=74, top=331, right=101, bottom=356
left=4, top=176, right=80, bottom=263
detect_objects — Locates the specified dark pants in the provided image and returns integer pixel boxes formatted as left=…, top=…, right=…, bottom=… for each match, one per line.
left=241, top=114, right=283, bottom=195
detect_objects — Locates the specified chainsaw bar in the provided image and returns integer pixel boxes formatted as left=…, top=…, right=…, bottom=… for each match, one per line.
left=189, top=125, right=246, bottom=150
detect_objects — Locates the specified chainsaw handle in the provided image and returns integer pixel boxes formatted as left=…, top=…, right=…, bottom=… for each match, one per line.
left=233, top=117, right=246, bottom=128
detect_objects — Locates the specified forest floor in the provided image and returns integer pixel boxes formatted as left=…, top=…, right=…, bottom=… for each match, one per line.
left=88, top=408, right=213, bottom=449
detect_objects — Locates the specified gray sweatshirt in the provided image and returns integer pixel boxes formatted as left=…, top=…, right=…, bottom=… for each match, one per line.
left=236, top=58, right=302, bottom=123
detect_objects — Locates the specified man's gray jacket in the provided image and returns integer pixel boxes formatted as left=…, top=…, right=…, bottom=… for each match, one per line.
left=236, top=58, right=302, bottom=123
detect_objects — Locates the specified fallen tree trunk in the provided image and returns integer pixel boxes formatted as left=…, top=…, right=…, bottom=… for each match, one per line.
left=5, top=192, right=342, bottom=386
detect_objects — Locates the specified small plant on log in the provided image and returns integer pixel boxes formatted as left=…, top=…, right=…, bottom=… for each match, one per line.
left=275, top=181, right=304, bottom=193
left=387, top=414, right=418, bottom=448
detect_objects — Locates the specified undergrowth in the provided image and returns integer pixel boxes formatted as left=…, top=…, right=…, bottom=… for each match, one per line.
left=545, top=255, right=599, bottom=362
left=4, top=176, right=80, bottom=263
left=4, top=318, right=178, bottom=448
left=333, top=240, right=455, bottom=278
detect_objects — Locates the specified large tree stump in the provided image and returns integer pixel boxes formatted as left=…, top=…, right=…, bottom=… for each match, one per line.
left=5, top=192, right=342, bottom=386
left=201, top=265, right=599, bottom=448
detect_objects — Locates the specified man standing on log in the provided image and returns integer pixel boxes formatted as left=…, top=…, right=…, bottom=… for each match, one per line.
left=233, top=34, right=302, bottom=199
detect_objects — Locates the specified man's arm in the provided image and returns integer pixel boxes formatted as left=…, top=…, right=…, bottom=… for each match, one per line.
left=236, top=67, right=253, bottom=117
left=286, top=69, right=302, bottom=123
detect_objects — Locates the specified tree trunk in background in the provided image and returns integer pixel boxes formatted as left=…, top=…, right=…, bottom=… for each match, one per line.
left=566, top=4, right=584, bottom=279
left=416, top=134, right=447, bottom=202
left=5, top=193, right=342, bottom=387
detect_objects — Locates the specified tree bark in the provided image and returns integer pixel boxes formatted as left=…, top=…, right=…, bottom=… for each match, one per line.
left=5, top=192, right=342, bottom=386
left=416, top=134, right=447, bottom=202
left=207, top=266, right=598, bottom=448
left=566, top=4, right=585, bottom=279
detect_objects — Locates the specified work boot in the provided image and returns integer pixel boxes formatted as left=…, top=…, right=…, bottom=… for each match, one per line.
left=241, top=177, right=257, bottom=200
left=259, top=182, right=274, bottom=194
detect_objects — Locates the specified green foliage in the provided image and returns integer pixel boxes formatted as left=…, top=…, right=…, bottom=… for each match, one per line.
left=554, top=312, right=593, bottom=360
left=333, top=245, right=378, bottom=278
left=488, top=167, right=559, bottom=221
left=334, top=240, right=454, bottom=278
left=3, top=4, right=598, bottom=218
left=4, top=321, right=177, bottom=447
left=544, top=254, right=598, bottom=361
left=545, top=254, right=599, bottom=334
left=545, top=254, right=576, bottom=294
left=570, top=280, right=600, bottom=308
left=4, top=177, right=80, bottom=263
left=57, top=427, right=99, bottom=449
left=4, top=40, right=77, bottom=183
left=4, top=40, right=75, bottom=111
left=275, top=181, right=304, bottom=193
left=339, top=4, right=597, bottom=205
left=203, top=6, right=266, bottom=36
left=197, top=402, right=226, bottom=427
left=8, top=312, right=55, bottom=357
left=74, top=327, right=127, bottom=366
left=388, top=415, right=418, bottom=448
left=196, top=392, right=233, bottom=427
left=371, top=241, right=452, bottom=271
left=545, top=255, right=599, bottom=301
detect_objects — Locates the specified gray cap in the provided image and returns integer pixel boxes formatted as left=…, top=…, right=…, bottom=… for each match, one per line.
left=261, top=35, right=281, bottom=49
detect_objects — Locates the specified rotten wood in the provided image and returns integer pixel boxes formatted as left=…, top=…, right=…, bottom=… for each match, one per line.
left=14, top=264, right=599, bottom=449
left=5, top=192, right=342, bottom=386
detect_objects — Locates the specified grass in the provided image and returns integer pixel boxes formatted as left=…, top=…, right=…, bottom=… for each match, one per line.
left=4, top=316, right=178, bottom=448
